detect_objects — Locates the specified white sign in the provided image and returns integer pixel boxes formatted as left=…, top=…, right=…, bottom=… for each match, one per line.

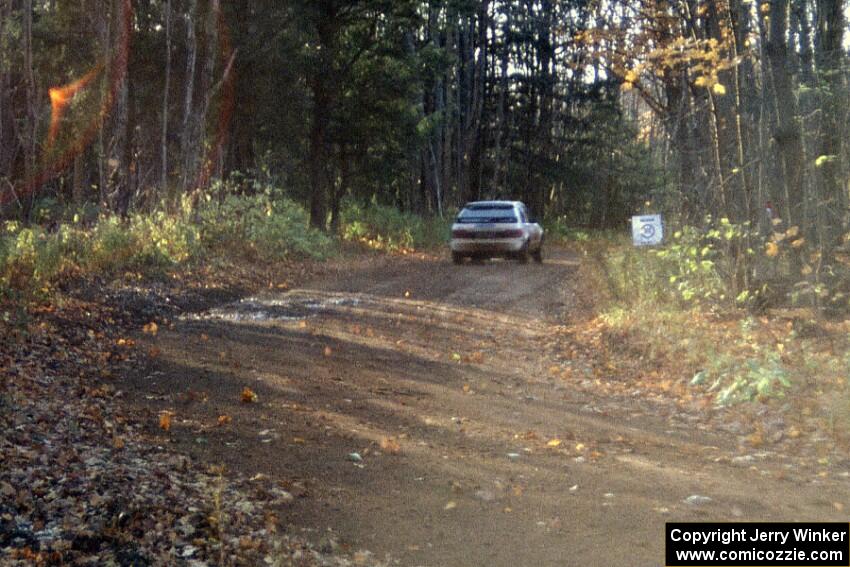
left=632, top=214, right=663, bottom=246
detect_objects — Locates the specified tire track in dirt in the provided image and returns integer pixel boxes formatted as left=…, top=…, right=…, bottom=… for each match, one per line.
left=125, top=247, right=850, bottom=566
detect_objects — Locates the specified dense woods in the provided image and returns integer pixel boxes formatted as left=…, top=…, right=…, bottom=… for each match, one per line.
left=1, top=0, right=656, bottom=231
left=0, top=0, right=848, bottom=243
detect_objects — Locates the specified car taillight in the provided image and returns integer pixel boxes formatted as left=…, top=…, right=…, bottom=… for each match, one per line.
left=452, top=229, right=474, bottom=238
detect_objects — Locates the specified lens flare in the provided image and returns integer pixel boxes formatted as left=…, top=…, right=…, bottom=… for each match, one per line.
left=1, top=0, right=132, bottom=209
left=2, top=0, right=235, bottom=209
left=46, top=64, right=104, bottom=150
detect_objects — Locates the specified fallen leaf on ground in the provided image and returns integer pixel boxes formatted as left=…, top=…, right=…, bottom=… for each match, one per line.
left=241, top=387, right=258, bottom=403
left=380, top=437, right=401, bottom=454
left=159, top=411, right=173, bottom=431
left=444, top=501, right=457, bottom=510
left=142, top=322, right=159, bottom=336
left=547, top=439, right=562, bottom=447
left=217, top=415, right=232, bottom=426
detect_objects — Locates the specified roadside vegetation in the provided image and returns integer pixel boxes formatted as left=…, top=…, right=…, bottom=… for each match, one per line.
left=340, top=199, right=452, bottom=254
left=575, top=219, right=850, bottom=446
left=0, top=182, right=453, bottom=313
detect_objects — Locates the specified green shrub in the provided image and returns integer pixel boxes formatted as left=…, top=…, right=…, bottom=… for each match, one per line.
left=604, top=218, right=765, bottom=308
left=340, top=200, right=449, bottom=251
left=543, top=217, right=614, bottom=243
left=654, top=224, right=728, bottom=304
left=130, top=211, right=201, bottom=266
left=87, top=216, right=136, bottom=272
left=0, top=222, right=83, bottom=291
left=691, top=350, right=791, bottom=406
left=197, top=186, right=333, bottom=260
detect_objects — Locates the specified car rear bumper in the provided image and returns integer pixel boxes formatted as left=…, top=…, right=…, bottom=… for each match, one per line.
left=450, top=238, right=527, bottom=254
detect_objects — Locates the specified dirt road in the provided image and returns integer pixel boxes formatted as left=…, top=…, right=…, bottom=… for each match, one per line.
left=128, top=247, right=850, bottom=566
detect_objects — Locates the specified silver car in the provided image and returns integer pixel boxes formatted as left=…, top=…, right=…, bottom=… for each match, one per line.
left=450, top=201, right=544, bottom=264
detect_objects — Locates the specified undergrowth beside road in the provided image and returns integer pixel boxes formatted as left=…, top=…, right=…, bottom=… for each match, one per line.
left=340, top=199, right=452, bottom=253
left=0, top=183, right=450, bottom=315
left=578, top=229, right=850, bottom=449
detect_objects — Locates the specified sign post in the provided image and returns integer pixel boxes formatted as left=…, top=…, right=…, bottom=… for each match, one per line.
left=631, top=214, right=663, bottom=246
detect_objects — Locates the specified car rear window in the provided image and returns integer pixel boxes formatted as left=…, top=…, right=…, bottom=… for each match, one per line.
left=456, top=207, right=518, bottom=224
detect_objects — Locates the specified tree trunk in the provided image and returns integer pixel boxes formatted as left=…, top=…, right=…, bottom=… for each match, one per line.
left=0, top=0, right=8, bottom=190
left=181, top=0, right=198, bottom=192
left=307, top=2, right=338, bottom=230
left=814, top=0, right=846, bottom=248
left=330, top=143, right=349, bottom=234
left=727, top=0, right=754, bottom=224
left=536, top=0, right=555, bottom=218
left=23, top=0, right=36, bottom=214
left=308, top=83, right=331, bottom=229
left=194, top=0, right=220, bottom=191
left=489, top=6, right=509, bottom=194
left=161, top=0, right=172, bottom=196
left=764, top=0, right=805, bottom=229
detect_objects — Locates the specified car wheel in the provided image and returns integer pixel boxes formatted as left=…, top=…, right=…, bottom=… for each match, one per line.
left=516, top=243, right=529, bottom=264
left=451, top=251, right=464, bottom=265
left=532, top=244, right=543, bottom=263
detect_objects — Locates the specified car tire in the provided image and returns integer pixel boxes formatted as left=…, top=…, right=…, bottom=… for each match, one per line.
left=517, top=243, right=529, bottom=264
left=451, top=252, right=464, bottom=265
left=532, top=243, right=543, bottom=263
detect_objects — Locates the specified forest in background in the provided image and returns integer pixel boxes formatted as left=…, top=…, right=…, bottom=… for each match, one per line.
left=1, top=0, right=663, bottom=231
left=1, top=0, right=850, bottom=305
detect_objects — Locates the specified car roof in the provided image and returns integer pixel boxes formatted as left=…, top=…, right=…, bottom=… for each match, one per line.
left=463, top=201, right=523, bottom=209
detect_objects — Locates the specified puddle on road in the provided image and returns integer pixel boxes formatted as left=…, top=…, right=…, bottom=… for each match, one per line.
left=183, top=295, right=361, bottom=323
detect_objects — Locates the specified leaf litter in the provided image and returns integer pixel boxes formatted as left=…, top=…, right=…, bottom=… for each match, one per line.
left=0, top=276, right=391, bottom=566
